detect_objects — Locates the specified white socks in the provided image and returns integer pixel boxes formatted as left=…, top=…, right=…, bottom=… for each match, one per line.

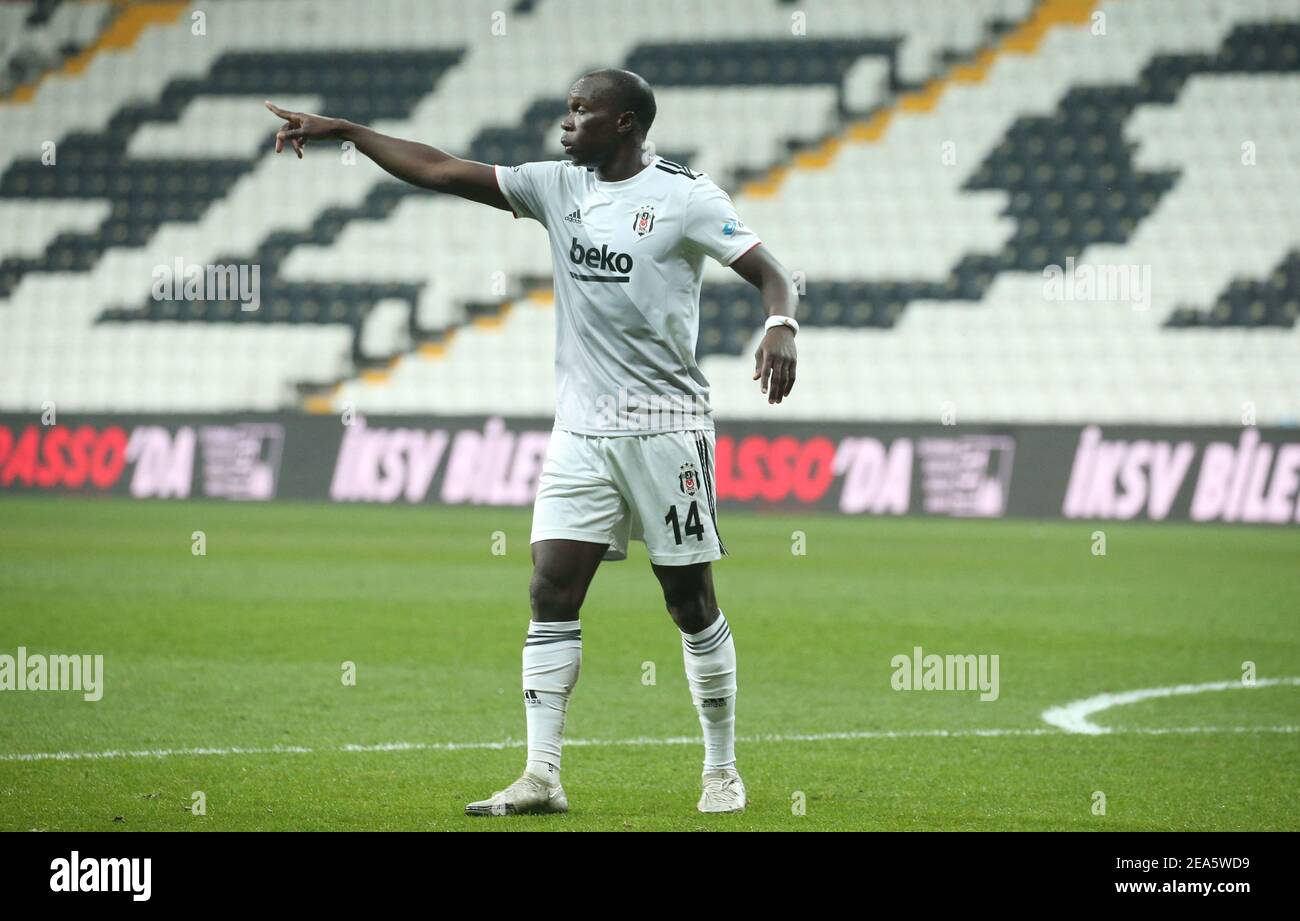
left=522, top=619, right=581, bottom=784
left=519, top=613, right=737, bottom=783
left=681, top=611, right=737, bottom=772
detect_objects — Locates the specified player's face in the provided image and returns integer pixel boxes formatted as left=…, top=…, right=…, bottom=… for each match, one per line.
left=560, top=80, right=619, bottom=166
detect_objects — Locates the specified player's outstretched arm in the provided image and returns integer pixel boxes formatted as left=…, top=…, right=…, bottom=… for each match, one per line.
left=730, top=243, right=798, bottom=405
left=264, top=101, right=511, bottom=211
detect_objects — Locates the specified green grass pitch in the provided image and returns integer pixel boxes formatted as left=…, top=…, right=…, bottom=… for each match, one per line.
left=1, top=496, right=1297, bottom=831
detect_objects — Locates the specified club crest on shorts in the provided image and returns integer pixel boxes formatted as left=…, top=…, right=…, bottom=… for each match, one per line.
left=678, top=462, right=700, bottom=497
left=631, top=205, right=656, bottom=238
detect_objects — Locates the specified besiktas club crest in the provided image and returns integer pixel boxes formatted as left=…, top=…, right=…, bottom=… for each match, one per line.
left=678, top=462, right=700, bottom=497
left=632, top=205, right=656, bottom=237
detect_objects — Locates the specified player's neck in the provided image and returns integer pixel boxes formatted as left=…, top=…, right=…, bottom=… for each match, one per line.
left=593, top=145, right=651, bottom=184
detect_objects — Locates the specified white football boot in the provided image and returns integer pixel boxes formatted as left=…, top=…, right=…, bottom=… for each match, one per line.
left=698, top=768, right=746, bottom=813
left=465, top=771, right=568, bottom=816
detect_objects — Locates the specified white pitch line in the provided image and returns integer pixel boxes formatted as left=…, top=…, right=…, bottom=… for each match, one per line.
left=1, top=724, right=1298, bottom=764
left=1041, top=677, right=1300, bottom=735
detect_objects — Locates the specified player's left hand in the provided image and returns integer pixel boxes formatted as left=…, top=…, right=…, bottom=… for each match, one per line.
left=753, top=327, right=796, bottom=404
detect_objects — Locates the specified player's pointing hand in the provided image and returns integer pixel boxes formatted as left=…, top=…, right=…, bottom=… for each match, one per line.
left=265, top=100, right=344, bottom=159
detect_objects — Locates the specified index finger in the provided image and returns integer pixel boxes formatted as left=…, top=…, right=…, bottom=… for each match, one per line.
left=264, top=100, right=296, bottom=120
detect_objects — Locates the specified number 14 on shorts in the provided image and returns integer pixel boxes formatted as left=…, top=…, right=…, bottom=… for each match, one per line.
left=665, top=502, right=706, bottom=544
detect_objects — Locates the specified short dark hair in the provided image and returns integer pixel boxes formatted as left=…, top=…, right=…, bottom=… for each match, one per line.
left=581, top=68, right=656, bottom=136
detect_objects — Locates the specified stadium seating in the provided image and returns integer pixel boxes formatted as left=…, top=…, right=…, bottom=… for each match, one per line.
left=0, top=1, right=114, bottom=97
left=0, top=0, right=1297, bottom=424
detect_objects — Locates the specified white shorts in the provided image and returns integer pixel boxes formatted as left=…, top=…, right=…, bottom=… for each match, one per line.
left=531, top=428, right=727, bottom=566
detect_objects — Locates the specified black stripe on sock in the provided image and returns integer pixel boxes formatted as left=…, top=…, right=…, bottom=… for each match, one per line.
left=683, top=616, right=727, bottom=648
left=524, top=635, right=582, bottom=647
left=687, top=625, right=731, bottom=656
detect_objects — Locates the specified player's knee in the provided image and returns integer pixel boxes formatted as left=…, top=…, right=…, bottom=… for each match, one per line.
left=661, top=583, right=717, bottom=634
left=529, top=569, right=583, bottom=621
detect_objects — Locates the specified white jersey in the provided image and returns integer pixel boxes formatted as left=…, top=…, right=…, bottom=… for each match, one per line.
left=494, top=155, right=761, bottom=436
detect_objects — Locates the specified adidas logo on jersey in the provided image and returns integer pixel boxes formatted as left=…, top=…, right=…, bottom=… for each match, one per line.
left=569, top=237, right=633, bottom=281
left=564, top=209, right=582, bottom=224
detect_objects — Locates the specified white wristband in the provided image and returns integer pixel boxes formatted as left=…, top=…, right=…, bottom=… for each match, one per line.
left=764, top=315, right=799, bottom=335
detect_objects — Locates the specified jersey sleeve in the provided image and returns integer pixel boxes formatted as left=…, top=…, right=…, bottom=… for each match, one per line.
left=494, top=161, right=567, bottom=227
left=682, top=179, right=762, bottom=266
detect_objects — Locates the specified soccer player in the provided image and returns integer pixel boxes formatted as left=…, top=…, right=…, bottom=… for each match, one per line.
left=266, top=68, right=797, bottom=815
